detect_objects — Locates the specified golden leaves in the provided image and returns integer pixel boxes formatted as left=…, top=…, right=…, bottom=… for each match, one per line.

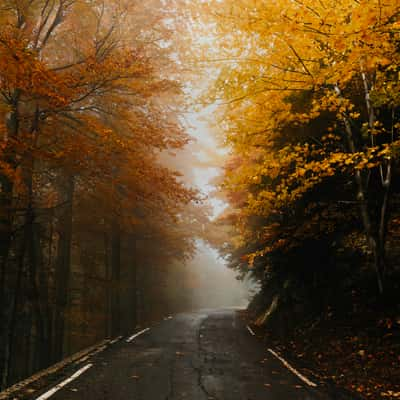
left=204, top=0, right=400, bottom=268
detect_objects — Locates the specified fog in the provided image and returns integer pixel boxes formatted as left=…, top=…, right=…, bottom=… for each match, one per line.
left=164, top=105, right=252, bottom=310
left=184, top=241, right=250, bottom=310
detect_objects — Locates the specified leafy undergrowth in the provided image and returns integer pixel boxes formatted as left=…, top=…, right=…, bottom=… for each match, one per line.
left=249, top=288, right=400, bottom=399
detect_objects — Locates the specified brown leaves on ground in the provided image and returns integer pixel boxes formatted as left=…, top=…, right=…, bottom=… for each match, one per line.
left=273, top=307, right=400, bottom=399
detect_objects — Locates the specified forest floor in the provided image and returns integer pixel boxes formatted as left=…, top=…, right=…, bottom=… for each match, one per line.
left=248, top=284, right=400, bottom=400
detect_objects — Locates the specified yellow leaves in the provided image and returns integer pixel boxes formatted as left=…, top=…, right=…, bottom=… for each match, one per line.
left=344, top=158, right=354, bottom=166
left=297, top=168, right=306, bottom=177
left=381, top=391, right=400, bottom=398
left=333, top=37, right=346, bottom=53
left=349, top=112, right=360, bottom=119
left=378, top=57, right=392, bottom=67
left=205, top=0, right=400, bottom=267
left=322, top=133, right=341, bottom=142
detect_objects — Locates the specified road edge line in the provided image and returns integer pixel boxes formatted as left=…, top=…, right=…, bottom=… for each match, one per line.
left=246, top=325, right=256, bottom=336
left=0, top=339, right=110, bottom=399
left=268, top=348, right=317, bottom=388
left=35, top=364, right=93, bottom=400
left=126, top=328, right=150, bottom=343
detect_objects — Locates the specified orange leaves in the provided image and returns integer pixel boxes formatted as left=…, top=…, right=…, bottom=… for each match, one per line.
left=0, top=0, right=201, bottom=267
left=0, top=33, right=70, bottom=109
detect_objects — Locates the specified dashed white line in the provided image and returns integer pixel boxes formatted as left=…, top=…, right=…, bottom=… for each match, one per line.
left=126, top=328, right=150, bottom=343
left=267, top=349, right=317, bottom=387
left=246, top=325, right=256, bottom=336
left=35, top=364, right=93, bottom=400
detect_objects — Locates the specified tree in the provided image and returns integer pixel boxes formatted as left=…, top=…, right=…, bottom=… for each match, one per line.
left=202, top=0, right=400, bottom=296
left=0, top=0, right=202, bottom=387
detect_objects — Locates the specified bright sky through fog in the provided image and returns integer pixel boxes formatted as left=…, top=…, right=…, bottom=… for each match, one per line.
left=185, top=104, right=228, bottom=219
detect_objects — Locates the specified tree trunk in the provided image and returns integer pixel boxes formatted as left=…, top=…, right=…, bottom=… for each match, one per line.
left=23, top=107, right=49, bottom=371
left=0, top=92, right=21, bottom=356
left=28, top=221, right=49, bottom=371
left=130, top=242, right=137, bottom=330
left=0, top=90, right=21, bottom=268
left=104, top=233, right=112, bottom=337
left=53, top=175, right=75, bottom=362
left=374, top=161, right=392, bottom=294
left=0, top=210, right=30, bottom=390
left=110, top=220, right=121, bottom=336
left=335, top=84, right=387, bottom=294
left=43, top=212, right=55, bottom=364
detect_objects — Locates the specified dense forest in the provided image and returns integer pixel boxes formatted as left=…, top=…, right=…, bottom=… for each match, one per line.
left=0, top=0, right=211, bottom=389
left=1, top=0, right=400, bottom=398
left=202, top=0, right=400, bottom=397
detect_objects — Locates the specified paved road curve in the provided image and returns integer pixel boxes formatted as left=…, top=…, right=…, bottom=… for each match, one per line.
left=33, top=309, right=322, bottom=400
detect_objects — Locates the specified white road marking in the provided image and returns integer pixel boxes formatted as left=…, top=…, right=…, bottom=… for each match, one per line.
left=126, top=328, right=150, bottom=343
left=110, top=336, right=123, bottom=345
left=35, top=364, right=93, bottom=400
left=267, top=349, right=317, bottom=387
left=247, top=325, right=256, bottom=336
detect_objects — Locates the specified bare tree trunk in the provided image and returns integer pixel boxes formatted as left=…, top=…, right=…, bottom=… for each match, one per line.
left=0, top=210, right=30, bottom=389
left=110, top=220, right=121, bottom=336
left=22, top=107, right=49, bottom=372
left=334, top=84, right=386, bottom=294
left=53, top=175, right=75, bottom=362
left=130, top=241, right=137, bottom=330
left=43, top=212, right=55, bottom=363
left=0, top=91, right=20, bottom=267
left=28, top=221, right=49, bottom=371
left=376, top=161, right=392, bottom=288
left=0, top=252, right=7, bottom=328
left=104, top=233, right=112, bottom=337
left=0, top=92, right=21, bottom=359
left=360, top=68, right=391, bottom=293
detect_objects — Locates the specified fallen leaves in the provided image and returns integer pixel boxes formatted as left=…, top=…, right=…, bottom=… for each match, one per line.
left=257, top=290, right=400, bottom=400
left=381, top=391, right=400, bottom=398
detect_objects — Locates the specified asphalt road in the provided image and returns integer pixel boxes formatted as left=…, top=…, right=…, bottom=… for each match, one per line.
left=32, top=309, right=322, bottom=400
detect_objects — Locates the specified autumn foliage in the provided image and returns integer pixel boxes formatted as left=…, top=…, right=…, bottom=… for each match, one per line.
left=0, top=0, right=201, bottom=388
left=195, top=1, right=400, bottom=396
left=203, top=0, right=400, bottom=287
left=199, top=0, right=400, bottom=397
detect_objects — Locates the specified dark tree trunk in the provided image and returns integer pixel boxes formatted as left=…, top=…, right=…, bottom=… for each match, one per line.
left=335, top=83, right=391, bottom=294
left=104, top=233, right=112, bottom=337
left=130, top=244, right=137, bottom=330
left=0, top=92, right=21, bottom=360
left=0, top=210, right=30, bottom=389
left=110, top=220, right=121, bottom=336
left=0, top=92, right=20, bottom=266
left=28, top=221, right=49, bottom=370
left=24, top=108, right=49, bottom=371
left=45, top=211, right=55, bottom=355
left=53, top=175, right=75, bottom=362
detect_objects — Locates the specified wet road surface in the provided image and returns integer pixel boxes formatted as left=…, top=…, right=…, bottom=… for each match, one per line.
left=33, top=309, right=321, bottom=400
